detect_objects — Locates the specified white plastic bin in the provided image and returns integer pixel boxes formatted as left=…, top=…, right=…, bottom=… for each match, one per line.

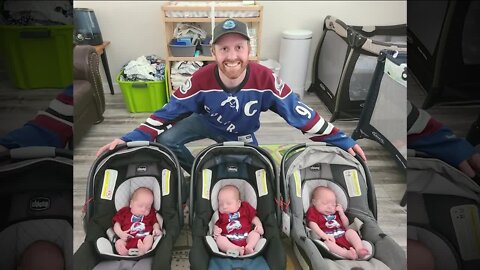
left=279, top=29, right=313, bottom=99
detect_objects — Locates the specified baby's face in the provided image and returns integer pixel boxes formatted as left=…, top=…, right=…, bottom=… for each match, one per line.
left=218, top=187, right=241, bottom=214
left=312, top=188, right=337, bottom=215
left=130, top=190, right=154, bottom=216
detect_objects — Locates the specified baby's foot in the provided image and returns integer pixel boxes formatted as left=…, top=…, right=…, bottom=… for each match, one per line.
left=137, top=239, right=147, bottom=255
left=116, top=246, right=128, bottom=256
left=115, top=241, right=128, bottom=256
left=245, top=245, right=255, bottom=255
left=357, top=247, right=370, bottom=259
left=346, top=247, right=358, bottom=260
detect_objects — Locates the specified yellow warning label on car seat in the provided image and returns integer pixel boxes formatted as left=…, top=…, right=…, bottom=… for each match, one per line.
left=101, top=169, right=118, bottom=200
left=343, top=169, right=361, bottom=197
left=162, top=169, right=171, bottom=196
left=294, top=170, right=301, bottom=197
left=202, top=169, right=212, bottom=199
left=450, top=204, right=480, bottom=260
left=256, top=169, right=268, bottom=197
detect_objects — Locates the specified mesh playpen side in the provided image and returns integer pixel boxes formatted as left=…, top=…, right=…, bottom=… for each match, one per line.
left=352, top=50, right=407, bottom=170
left=307, top=15, right=406, bottom=121
left=408, top=0, right=480, bottom=108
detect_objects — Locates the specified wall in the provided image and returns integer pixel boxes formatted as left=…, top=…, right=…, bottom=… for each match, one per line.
left=74, top=0, right=406, bottom=92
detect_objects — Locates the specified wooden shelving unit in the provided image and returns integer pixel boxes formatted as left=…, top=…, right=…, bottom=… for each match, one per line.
left=161, top=1, right=263, bottom=95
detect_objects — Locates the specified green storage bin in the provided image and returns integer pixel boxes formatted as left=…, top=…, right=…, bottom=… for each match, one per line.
left=117, top=73, right=168, bottom=113
left=0, top=25, right=73, bottom=89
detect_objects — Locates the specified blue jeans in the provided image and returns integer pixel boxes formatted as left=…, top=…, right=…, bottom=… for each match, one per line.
left=156, top=113, right=255, bottom=173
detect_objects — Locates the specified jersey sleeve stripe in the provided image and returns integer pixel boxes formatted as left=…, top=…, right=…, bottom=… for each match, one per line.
left=150, top=114, right=168, bottom=122
left=302, top=113, right=321, bottom=132
left=146, top=117, right=164, bottom=126
left=305, top=117, right=326, bottom=134
left=138, top=124, right=161, bottom=139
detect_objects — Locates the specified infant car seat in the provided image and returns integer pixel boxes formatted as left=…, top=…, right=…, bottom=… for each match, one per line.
left=281, top=143, right=406, bottom=270
left=189, top=142, right=285, bottom=270
left=408, top=150, right=480, bottom=270
left=0, top=147, right=73, bottom=270
left=74, top=142, right=183, bottom=270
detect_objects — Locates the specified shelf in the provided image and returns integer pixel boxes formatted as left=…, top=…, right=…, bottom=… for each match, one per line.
left=167, top=56, right=259, bottom=62
left=163, top=5, right=262, bottom=12
left=162, top=2, right=263, bottom=95
left=164, top=17, right=261, bottom=23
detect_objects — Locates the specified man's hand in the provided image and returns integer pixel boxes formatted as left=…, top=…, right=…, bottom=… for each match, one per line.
left=458, top=152, right=480, bottom=178
left=347, top=144, right=367, bottom=161
left=96, top=138, right=125, bottom=157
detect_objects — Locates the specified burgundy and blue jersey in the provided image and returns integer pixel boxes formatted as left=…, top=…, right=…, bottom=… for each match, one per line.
left=121, top=63, right=356, bottom=150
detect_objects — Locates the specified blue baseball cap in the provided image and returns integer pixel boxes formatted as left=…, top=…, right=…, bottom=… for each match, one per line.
left=213, top=19, right=250, bottom=44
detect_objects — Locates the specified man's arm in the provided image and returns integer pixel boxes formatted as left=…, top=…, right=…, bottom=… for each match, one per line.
left=97, top=78, right=202, bottom=156
left=0, top=85, right=73, bottom=149
left=407, top=101, right=479, bottom=177
left=267, top=81, right=365, bottom=160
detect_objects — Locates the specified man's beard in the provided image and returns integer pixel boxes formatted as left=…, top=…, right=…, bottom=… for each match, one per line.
left=218, top=60, right=247, bottom=80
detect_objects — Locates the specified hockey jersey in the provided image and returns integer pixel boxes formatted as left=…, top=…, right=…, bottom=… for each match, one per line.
left=407, top=101, right=476, bottom=166
left=121, top=63, right=356, bottom=150
left=0, top=85, right=73, bottom=149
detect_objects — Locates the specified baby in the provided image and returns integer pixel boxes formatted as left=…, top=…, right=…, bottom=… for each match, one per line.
left=307, top=186, right=370, bottom=259
left=17, top=240, right=64, bottom=270
left=112, top=187, right=162, bottom=256
left=213, top=185, right=263, bottom=256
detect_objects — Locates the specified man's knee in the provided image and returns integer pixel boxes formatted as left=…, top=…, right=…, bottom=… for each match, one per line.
left=156, top=132, right=177, bottom=146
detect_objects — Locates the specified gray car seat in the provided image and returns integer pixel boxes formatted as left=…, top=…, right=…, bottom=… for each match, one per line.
left=408, top=150, right=480, bottom=270
left=281, top=143, right=406, bottom=270
left=189, top=142, right=285, bottom=270
left=0, top=147, right=73, bottom=270
left=74, top=142, right=183, bottom=270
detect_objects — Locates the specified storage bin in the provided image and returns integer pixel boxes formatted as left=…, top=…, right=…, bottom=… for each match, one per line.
left=117, top=73, right=168, bottom=113
left=0, top=25, right=73, bottom=89
left=200, top=37, right=212, bottom=56
left=169, top=39, right=197, bottom=57
left=201, top=43, right=211, bottom=56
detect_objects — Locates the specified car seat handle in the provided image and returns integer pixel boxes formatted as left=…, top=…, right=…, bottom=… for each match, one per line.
left=223, top=141, right=245, bottom=146
left=126, top=141, right=150, bottom=148
left=9, top=146, right=56, bottom=159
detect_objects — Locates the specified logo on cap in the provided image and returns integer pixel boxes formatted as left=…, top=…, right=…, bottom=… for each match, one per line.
left=223, top=19, right=236, bottom=30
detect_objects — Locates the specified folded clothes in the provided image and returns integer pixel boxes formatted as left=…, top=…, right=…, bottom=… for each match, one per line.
left=120, top=55, right=166, bottom=82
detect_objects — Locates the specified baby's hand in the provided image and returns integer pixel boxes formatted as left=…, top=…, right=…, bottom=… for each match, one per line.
left=324, top=234, right=336, bottom=243
left=213, top=225, right=222, bottom=236
left=153, top=228, right=162, bottom=236
left=118, top=229, right=132, bottom=241
left=254, top=225, right=264, bottom=235
left=335, top=204, right=344, bottom=213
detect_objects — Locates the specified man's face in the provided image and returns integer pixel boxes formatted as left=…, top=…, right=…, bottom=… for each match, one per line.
left=212, top=33, right=250, bottom=80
